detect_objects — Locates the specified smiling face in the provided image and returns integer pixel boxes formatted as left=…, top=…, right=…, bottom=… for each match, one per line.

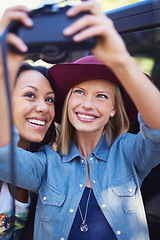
left=12, top=70, right=55, bottom=149
left=68, top=79, right=116, bottom=138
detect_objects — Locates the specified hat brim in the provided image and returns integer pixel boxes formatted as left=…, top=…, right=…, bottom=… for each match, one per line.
left=48, top=62, right=137, bottom=124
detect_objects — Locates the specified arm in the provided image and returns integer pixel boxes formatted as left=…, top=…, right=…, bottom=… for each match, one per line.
left=124, top=115, right=160, bottom=181
left=63, top=0, right=160, bottom=129
left=0, top=6, right=33, bottom=146
left=0, top=126, right=46, bottom=192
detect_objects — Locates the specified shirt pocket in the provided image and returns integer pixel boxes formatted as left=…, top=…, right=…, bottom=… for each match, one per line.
left=37, top=182, right=66, bottom=221
left=111, top=178, right=137, bottom=213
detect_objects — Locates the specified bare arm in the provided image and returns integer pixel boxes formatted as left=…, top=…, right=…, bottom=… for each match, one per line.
left=0, top=6, right=33, bottom=146
left=63, top=0, right=160, bottom=129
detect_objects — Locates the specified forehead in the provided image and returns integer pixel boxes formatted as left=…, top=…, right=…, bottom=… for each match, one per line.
left=74, top=79, right=116, bottom=90
left=16, top=70, right=52, bottom=89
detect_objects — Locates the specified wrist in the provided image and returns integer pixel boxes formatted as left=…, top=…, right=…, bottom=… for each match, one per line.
left=109, top=51, right=133, bottom=73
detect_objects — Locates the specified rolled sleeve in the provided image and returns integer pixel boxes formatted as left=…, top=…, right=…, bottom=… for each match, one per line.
left=138, top=113, right=160, bottom=143
left=0, top=125, right=20, bottom=155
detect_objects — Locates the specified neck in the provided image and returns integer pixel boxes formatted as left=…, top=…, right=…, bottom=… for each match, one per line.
left=74, top=131, right=102, bottom=160
left=18, top=137, right=30, bottom=150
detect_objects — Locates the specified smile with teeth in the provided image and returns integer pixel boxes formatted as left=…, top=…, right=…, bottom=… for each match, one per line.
left=77, top=113, right=96, bottom=119
left=27, top=119, right=46, bottom=126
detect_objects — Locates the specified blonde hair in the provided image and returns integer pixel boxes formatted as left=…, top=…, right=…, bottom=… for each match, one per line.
left=56, top=82, right=130, bottom=155
left=104, top=84, right=129, bottom=145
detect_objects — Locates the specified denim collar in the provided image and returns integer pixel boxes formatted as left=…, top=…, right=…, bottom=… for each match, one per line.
left=61, top=134, right=109, bottom=163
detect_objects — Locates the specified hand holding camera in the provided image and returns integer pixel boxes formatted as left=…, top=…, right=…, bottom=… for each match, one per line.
left=0, top=6, right=33, bottom=53
left=6, top=2, right=96, bottom=63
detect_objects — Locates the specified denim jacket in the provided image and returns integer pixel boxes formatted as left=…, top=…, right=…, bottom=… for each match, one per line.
left=0, top=115, right=160, bottom=240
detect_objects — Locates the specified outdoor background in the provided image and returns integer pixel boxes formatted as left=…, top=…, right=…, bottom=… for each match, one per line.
left=0, top=0, right=143, bottom=17
left=0, top=0, right=151, bottom=75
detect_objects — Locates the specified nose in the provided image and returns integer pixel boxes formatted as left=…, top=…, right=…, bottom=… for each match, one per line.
left=82, top=95, right=94, bottom=110
left=35, top=99, right=49, bottom=114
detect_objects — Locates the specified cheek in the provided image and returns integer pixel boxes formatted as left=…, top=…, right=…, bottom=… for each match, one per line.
left=96, top=102, right=108, bottom=113
left=12, top=109, right=25, bottom=133
left=96, top=104, right=111, bottom=123
left=67, top=98, right=73, bottom=114
left=67, top=100, right=75, bottom=124
left=50, top=107, right=55, bottom=120
left=68, top=95, right=80, bottom=110
left=12, top=94, right=28, bottom=115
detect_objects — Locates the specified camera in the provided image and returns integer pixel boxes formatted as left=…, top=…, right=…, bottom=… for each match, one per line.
left=8, top=2, right=96, bottom=63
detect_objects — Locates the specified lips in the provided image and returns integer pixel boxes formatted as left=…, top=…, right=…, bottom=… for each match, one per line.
left=76, top=112, right=98, bottom=123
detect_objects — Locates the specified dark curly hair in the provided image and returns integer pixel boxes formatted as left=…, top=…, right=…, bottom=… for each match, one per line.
left=16, top=62, right=56, bottom=152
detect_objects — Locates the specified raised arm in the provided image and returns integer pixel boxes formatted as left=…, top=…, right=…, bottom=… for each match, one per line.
left=0, top=6, right=33, bottom=146
left=63, top=0, right=160, bottom=129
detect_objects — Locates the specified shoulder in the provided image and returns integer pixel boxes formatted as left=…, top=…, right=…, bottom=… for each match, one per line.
left=113, top=132, right=136, bottom=146
left=38, top=145, right=61, bottom=159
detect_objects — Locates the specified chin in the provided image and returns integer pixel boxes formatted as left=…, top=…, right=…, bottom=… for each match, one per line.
left=28, top=134, right=44, bottom=143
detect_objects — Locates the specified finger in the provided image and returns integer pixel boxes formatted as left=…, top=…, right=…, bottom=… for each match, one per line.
left=73, top=26, right=106, bottom=42
left=4, top=5, right=30, bottom=13
left=0, top=6, right=33, bottom=35
left=63, top=14, right=107, bottom=37
left=66, top=0, right=101, bottom=17
left=7, top=33, right=28, bottom=53
left=3, top=11, right=33, bottom=28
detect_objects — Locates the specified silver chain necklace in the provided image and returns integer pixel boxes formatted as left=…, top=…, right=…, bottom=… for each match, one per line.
left=78, top=188, right=92, bottom=232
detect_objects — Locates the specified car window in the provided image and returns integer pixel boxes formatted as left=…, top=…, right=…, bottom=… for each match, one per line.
left=107, top=0, right=160, bottom=90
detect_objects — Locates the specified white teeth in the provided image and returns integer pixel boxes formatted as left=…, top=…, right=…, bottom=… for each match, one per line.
left=77, top=114, right=95, bottom=119
left=27, top=119, right=45, bottom=126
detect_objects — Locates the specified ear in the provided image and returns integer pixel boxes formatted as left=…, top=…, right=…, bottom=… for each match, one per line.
left=110, top=108, right=116, bottom=117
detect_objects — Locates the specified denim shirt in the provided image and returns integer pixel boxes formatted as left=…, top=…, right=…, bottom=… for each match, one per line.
left=0, top=115, right=160, bottom=240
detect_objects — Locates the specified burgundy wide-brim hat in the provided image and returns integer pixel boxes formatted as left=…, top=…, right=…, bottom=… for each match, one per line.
left=48, top=55, right=137, bottom=124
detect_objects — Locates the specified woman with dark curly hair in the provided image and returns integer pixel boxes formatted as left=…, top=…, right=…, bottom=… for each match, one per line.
left=0, top=7, right=56, bottom=239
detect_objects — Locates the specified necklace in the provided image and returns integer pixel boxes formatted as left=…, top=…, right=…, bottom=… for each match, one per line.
left=78, top=188, right=92, bottom=232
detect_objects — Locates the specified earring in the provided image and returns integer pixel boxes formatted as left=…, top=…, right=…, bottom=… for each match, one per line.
left=110, top=112, right=114, bottom=117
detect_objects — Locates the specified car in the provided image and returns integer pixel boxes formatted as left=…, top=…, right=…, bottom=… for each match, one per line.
left=107, top=1, right=160, bottom=239
left=107, top=0, right=160, bottom=89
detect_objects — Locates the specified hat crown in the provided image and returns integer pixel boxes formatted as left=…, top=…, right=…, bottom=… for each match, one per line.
left=75, top=55, right=103, bottom=65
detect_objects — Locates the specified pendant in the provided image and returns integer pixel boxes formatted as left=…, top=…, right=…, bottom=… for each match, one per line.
left=80, top=222, right=88, bottom=232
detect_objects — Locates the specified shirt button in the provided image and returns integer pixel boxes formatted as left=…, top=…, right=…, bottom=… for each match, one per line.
left=43, top=197, right=47, bottom=201
left=93, top=180, right=96, bottom=183
left=70, top=209, right=74, bottom=213
left=61, top=238, right=65, bottom=240
left=102, top=204, right=106, bottom=208
left=79, top=184, right=83, bottom=188
left=81, top=159, right=84, bottom=163
left=90, top=157, right=93, bottom=160
left=128, top=188, right=132, bottom=193
left=117, top=230, right=121, bottom=235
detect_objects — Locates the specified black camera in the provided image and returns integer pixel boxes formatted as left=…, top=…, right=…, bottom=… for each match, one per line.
left=8, top=2, right=96, bottom=63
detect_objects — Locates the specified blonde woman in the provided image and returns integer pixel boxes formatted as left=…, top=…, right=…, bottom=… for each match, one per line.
left=0, top=1, right=160, bottom=239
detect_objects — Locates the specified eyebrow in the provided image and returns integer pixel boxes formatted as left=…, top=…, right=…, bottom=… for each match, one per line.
left=47, top=91, right=55, bottom=95
left=96, top=90, right=111, bottom=95
left=22, top=85, right=54, bottom=95
left=74, top=86, right=111, bottom=95
left=22, top=85, right=38, bottom=91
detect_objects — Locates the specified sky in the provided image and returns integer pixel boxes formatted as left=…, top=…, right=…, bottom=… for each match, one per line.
left=0, top=0, right=107, bottom=17
left=0, top=0, right=142, bottom=17
left=0, top=0, right=90, bottom=17
left=0, top=0, right=50, bottom=17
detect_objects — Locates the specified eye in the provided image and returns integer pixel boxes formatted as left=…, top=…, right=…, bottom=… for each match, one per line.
left=97, top=94, right=108, bottom=99
left=74, top=89, right=84, bottom=95
left=46, top=97, right=55, bottom=104
left=24, top=92, right=35, bottom=99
